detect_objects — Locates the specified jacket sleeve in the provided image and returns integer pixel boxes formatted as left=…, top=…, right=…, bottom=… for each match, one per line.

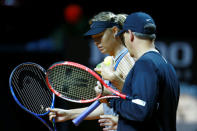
left=109, top=59, right=159, bottom=121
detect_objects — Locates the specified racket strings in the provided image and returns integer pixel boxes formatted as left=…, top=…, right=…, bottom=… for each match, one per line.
left=21, top=66, right=46, bottom=113
left=26, top=65, right=53, bottom=113
left=48, top=65, right=98, bottom=100
left=11, top=64, right=53, bottom=114
left=25, top=66, right=52, bottom=113
left=12, top=68, right=37, bottom=112
left=13, top=67, right=41, bottom=113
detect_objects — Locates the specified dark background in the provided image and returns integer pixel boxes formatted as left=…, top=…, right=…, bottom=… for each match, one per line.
left=0, top=0, right=196, bottom=130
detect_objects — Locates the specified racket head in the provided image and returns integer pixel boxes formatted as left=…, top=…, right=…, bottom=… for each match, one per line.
left=9, top=62, right=55, bottom=130
left=46, top=61, right=103, bottom=103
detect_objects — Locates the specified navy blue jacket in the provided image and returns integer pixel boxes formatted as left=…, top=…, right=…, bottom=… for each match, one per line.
left=109, top=51, right=180, bottom=131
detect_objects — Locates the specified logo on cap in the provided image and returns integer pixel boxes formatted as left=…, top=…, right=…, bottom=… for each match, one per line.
left=146, top=19, right=151, bottom=22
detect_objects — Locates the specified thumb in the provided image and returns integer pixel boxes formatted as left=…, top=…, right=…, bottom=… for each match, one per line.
left=97, top=81, right=102, bottom=89
left=46, top=108, right=59, bottom=113
left=94, top=67, right=101, bottom=74
left=95, top=82, right=102, bottom=95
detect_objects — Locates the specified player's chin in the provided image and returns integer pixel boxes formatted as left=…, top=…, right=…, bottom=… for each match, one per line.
left=100, top=49, right=107, bottom=54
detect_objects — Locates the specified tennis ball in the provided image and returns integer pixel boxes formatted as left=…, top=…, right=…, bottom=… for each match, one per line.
left=95, top=56, right=112, bottom=74
left=103, top=56, right=112, bottom=66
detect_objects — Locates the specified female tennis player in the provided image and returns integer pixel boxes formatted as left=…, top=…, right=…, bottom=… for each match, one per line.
left=47, top=11, right=135, bottom=131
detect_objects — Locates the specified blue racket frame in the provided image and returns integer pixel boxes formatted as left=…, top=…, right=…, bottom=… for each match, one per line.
left=9, top=62, right=56, bottom=131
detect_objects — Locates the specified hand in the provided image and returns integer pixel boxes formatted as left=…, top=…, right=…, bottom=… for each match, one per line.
left=46, top=108, right=73, bottom=122
left=98, top=115, right=118, bottom=131
left=95, top=81, right=113, bottom=96
left=98, top=60, right=124, bottom=91
left=109, top=71, right=124, bottom=91
left=99, top=58, right=115, bottom=81
left=94, top=56, right=114, bottom=78
left=94, top=63, right=102, bottom=74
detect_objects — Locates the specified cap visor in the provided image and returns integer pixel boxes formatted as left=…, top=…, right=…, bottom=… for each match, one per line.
left=116, top=29, right=126, bottom=37
left=84, top=28, right=106, bottom=36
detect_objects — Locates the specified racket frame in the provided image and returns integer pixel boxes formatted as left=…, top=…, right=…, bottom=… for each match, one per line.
left=46, top=61, right=126, bottom=103
left=9, top=62, right=55, bottom=131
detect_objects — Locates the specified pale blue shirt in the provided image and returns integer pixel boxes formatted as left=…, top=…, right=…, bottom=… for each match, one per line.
left=103, top=48, right=128, bottom=115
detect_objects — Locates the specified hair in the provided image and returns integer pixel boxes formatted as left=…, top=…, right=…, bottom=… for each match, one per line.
left=134, top=32, right=156, bottom=40
left=89, top=11, right=127, bottom=29
left=134, top=23, right=157, bottom=40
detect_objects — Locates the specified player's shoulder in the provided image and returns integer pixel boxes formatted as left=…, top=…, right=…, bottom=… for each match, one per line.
left=142, top=51, right=159, bottom=58
left=121, top=52, right=135, bottom=64
left=139, top=51, right=163, bottom=63
left=135, top=52, right=159, bottom=68
left=137, top=51, right=170, bottom=72
left=117, top=53, right=134, bottom=69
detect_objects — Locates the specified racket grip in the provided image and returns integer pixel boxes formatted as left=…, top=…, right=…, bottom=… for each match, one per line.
left=72, top=100, right=101, bottom=126
left=52, top=118, right=56, bottom=131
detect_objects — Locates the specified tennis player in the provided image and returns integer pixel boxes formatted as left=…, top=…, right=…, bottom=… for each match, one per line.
left=97, top=12, right=180, bottom=131
left=47, top=11, right=135, bottom=131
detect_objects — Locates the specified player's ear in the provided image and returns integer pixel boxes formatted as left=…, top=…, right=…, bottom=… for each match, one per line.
left=112, top=26, right=119, bottom=38
left=128, top=30, right=134, bottom=41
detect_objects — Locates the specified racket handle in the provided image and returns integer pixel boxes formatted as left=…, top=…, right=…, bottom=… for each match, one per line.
left=52, top=118, right=56, bottom=131
left=72, top=100, right=101, bottom=126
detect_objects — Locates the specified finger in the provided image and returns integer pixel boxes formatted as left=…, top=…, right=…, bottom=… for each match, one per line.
left=99, top=98, right=108, bottom=103
left=99, top=118, right=112, bottom=127
left=95, top=85, right=102, bottom=94
left=46, top=108, right=59, bottom=113
left=100, top=122, right=112, bottom=127
left=100, top=115, right=113, bottom=119
left=94, top=67, right=101, bottom=72
left=103, top=126, right=113, bottom=131
left=46, top=108, right=54, bottom=112
left=98, top=118, right=109, bottom=123
left=49, top=114, right=56, bottom=121
left=103, top=126, right=114, bottom=131
left=46, top=108, right=49, bottom=112
left=101, top=115, right=119, bottom=124
left=97, top=81, right=102, bottom=89
left=49, top=112, right=56, bottom=116
left=94, top=68, right=101, bottom=74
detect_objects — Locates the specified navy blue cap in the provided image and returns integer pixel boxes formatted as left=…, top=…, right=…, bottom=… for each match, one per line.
left=84, top=21, right=119, bottom=36
left=116, top=12, right=156, bottom=37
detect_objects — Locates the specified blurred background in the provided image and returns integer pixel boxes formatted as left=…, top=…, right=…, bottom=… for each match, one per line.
left=1, top=0, right=197, bottom=130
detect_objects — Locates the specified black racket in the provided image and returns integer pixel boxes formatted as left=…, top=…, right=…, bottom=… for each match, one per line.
left=9, top=62, right=56, bottom=131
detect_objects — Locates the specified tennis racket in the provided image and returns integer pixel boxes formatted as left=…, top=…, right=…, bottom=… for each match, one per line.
left=46, top=61, right=132, bottom=125
left=9, top=62, right=56, bottom=131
